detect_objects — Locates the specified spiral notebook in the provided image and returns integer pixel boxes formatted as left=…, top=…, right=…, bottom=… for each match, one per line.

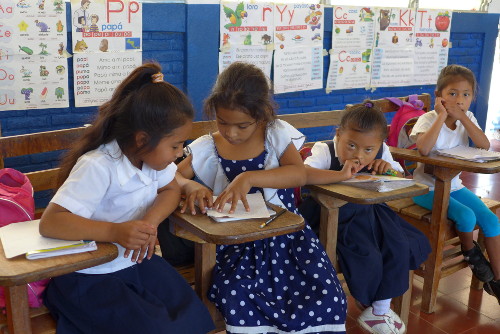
left=436, top=146, right=500, bottom=162
left=0, top=219, right=97, bottom=259
left=340, top=173, right=415, bottom=192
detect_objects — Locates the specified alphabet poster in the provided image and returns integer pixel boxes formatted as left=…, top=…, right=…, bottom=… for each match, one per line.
left=413, top=9, right=452, bottom=85
left=219, top=1, right=273, bottom=76
left=0, top=0, right=69, bottom=111
left=370, top=7, right=415, bottom=87
left=327, top=6, right=375, bottom=90
left=273, top=3, right=324, bottom=94
left=71, top=0, right=142, bottom=53
left=71, top=0, right=142, bottom=107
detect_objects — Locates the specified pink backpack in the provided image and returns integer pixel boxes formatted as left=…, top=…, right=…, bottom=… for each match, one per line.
left=0, top=168, right=49, bottom=308
left=385, top=95, right=426, bottom=175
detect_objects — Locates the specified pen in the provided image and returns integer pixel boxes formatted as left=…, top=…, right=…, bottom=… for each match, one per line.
left=260, top=208, right=287, bottom=228
left=383, top=168, right=398, bottom=177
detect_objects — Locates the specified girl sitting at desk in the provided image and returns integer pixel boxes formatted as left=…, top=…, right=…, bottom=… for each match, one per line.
left=411, top=64, right=500, bottom=303
left=300, top=101, right=431, bottom=334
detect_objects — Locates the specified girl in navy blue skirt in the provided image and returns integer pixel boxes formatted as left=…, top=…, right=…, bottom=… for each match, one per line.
left=39, top=63, right=214, bottom=334
left=176, top=62, right=347, bottom=334
left=301, top=101, right=431, bottom=334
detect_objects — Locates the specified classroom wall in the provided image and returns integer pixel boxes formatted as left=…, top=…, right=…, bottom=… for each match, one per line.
left=1, top=4, right=498, bottom=206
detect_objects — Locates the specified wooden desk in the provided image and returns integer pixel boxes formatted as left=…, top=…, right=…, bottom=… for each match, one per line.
left=169, top=204, right=305, bottom=327
left=390, top=147, right=500, bottom=312
left=306, top=182, right=429, bottom=264
left=0, top=242, right=118, bottom=334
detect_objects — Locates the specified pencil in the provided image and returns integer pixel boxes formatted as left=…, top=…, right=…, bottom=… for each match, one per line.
left=383, top=169, right=398, bottom=177
left=260, top=208, right=287, bottom=228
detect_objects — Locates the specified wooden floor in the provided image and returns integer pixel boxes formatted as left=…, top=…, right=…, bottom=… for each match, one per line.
left=214, top=139, right=500, bottom=334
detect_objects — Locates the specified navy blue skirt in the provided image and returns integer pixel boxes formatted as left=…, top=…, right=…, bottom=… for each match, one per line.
left=44, top=255, right=214, bottom=334
left=337, top=203, right=431, bottom=305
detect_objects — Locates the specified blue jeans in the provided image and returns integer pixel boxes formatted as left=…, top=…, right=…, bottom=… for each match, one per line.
left=413, top=187, right=500, bottom=237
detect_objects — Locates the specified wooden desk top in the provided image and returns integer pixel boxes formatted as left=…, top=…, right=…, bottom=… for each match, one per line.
left=0, top=242, right=118, bottom=286
left=169, top=204, right=305, bottom=245
left=306, top=183, right=429, bottom=205
left=390, top=147, right=500, bottom=174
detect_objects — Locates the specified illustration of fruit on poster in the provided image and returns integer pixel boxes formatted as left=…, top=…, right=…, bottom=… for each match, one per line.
left=327, top=6, right=375, bottom=90
left=413, top=9, right=452, bottom=85
left=371, top=7, right=415, bottom=87
left=219, top=2, right=273, bottom=76
left=70, top=0, right=142, bottom=53
left=220, top=1, right=273, bottom=49
left=274, top=3, right=323, bottom=50
left=0, top=0, right=69, bottom=111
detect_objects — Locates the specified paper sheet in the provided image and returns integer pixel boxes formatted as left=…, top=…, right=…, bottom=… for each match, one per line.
left=0, top=220, right=87, bottom=259
left=206, top=193, right=271, bottom=221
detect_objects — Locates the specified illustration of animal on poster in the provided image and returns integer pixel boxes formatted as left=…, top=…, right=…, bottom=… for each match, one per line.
left=413, top=8, right=451, bottom=85
left=326, top=5, right=375, bottom=90
left=273, top=3, right=324, bottom=94
left=0, top=0, right=69, bottom=111
left=370, top=7, right=415, bottom=87
left=219, top=1, right=274, bottom=75
left=70, top=0, right=142, bottom=53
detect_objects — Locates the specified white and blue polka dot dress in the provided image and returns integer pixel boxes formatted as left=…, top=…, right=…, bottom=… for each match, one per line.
left=208, top=150, right=347, bottom=334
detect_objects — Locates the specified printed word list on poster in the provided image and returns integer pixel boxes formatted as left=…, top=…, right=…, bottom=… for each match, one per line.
left=71, top=0, right=143, bottom=107
left=413, top=9, right=451, bottom=85
left=273, top=3, right=324, bottom=94
left=371, top=7, right=415, bottom=87
left=327, top=6, right=375, bottom=90
left=74, top=52, right=141, bottom=107
left=218, top=1, right=273, bottom=76
left=0, top=0, right=69, bottom=111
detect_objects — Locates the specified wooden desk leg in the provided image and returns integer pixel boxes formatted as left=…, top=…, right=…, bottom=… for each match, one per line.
left=311, top=193, right=347, bottom=269
left=392, top=270, right=413, bottom=325
left=194, top=243, right=224, bottom=329
left=5, top=285, right=31, bottom=334
left=421, top=166, right=457, bottom=314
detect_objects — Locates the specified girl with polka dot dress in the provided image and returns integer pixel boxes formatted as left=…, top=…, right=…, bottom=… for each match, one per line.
left=176, top=62, right=347, bottom=333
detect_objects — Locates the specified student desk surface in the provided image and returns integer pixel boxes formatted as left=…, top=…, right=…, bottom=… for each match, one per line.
left=169, top=203, right=305, bottom=327
left=0, top=242, right=118, bottom=334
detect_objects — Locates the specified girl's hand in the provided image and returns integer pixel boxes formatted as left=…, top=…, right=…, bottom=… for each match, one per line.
left=340, top=159, right=364, bottom=180
left=113, top=220, right=156, bottom=258
left=181, top=182, right=214, bottom=215
left=434, top=97, right=448, bottom=118
left=443, top=100, right=466, bottom=121
left=213, top=173, right=251, bottom=213
left=366, top=159, right=392, bottom=175
left=125, top=232, right=157, bottom=263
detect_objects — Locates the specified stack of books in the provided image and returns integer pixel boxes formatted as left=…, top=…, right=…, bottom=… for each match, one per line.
left=436, top=146, right=500, bottom=163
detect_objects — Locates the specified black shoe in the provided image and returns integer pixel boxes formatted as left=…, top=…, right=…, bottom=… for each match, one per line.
left=462, top=240, right=494, bottom=283
left=484, top=280, right=500, bottom=305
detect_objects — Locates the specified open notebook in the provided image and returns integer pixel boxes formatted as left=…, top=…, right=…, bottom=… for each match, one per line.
left=437, top=146, right=500, bottom=162
left=206, top=193, right=272, bottom=222
left=340, top=173, right=415, bottom=192
left=0, top=219, right=97, bottom=259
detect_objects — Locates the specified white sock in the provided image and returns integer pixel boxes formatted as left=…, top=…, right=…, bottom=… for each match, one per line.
left=372, top=299, right=391, bottom=315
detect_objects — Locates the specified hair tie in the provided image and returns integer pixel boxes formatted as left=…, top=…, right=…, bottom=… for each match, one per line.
left=364, top=102, right=373, bottom=108
left=151, top=72, right=164, bottom=83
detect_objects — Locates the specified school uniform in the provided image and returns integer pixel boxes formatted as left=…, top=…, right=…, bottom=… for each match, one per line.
left=303, top=140, right=431, bottom=305
left=44, top=140, right=214, bottom=334
left=187, top=120, right=347, bottom=334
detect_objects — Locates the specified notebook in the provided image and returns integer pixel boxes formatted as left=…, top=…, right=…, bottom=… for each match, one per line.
left=0, top=219, right=97, bottom=259
left=340, top=173, right=415, bottom=192
left=436, top=146, right=500, bottom=162
left=206, top=193, right=272, bottom=222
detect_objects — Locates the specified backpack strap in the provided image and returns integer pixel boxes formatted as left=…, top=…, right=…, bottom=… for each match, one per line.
left=407, top=94, right=424, bottom=109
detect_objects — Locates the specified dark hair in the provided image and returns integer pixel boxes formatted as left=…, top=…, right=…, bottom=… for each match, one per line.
left=204, top=62, right=276, bottom=124
left=58, top=62, right=193, bottom=187
left=339, top=99, right=388, bottom=140
left=436, top=64, right=477, bottom=97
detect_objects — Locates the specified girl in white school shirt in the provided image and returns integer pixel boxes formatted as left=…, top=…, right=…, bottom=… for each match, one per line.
left=40, top=63, right=214, bottom=334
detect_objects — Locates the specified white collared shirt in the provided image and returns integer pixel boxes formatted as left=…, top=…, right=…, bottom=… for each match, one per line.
left=51, top=140, right=176, bottom=274
left=304, top=137, right=404, bottom=173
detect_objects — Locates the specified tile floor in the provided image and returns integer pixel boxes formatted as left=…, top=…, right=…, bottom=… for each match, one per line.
left=214, top=139, right=500, bottom=334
